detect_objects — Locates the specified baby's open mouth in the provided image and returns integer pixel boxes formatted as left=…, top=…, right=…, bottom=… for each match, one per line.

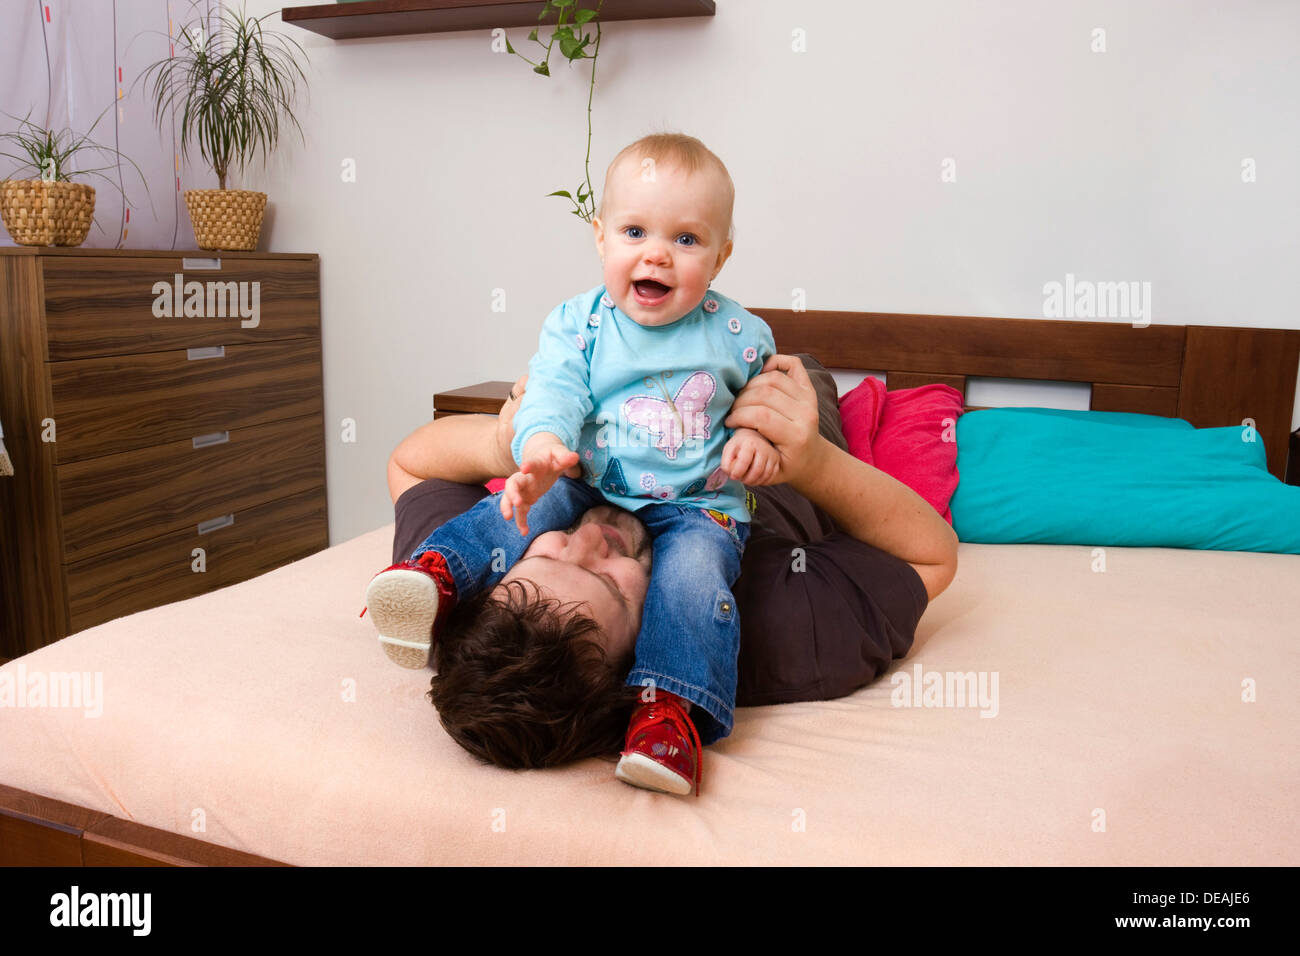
left=633, top=279, right=671, bottom=299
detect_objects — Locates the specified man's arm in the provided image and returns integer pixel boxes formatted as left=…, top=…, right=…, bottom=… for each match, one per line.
left=791, top=441, right=957, bottom=601
left=387, top=413, right=513, bottom=503
left=387, top=374, right=530, bottom=503
left=387, top=374, right=581, bottom=504
left=724, top=354, right=958, bottom=601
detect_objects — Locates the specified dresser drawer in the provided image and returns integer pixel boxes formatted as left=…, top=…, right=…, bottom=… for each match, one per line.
left=48, top=337, right=322, bottom=462
left=41, top=256, right=319, bottom=361
left=58, top=415, right=325, bottom=562
left=65, top=486, right=328, bottom=634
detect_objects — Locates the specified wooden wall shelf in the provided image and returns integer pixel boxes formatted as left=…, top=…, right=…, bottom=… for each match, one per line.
left=282, top=0, right=716, bottom=40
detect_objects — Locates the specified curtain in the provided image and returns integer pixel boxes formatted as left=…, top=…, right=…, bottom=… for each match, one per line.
left=0, top=0, right=225, bottom=249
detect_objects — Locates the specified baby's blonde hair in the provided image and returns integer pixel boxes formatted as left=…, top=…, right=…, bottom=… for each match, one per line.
left=596, top=133, right=735, bottom=244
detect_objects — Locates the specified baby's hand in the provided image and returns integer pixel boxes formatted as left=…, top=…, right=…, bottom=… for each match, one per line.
left=500, top=433, right=579, bottom=535
left=721, top=427, right=781, bottom=486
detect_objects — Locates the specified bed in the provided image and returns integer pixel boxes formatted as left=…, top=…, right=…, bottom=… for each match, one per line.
left=2, top=308, right=1298, bottom=866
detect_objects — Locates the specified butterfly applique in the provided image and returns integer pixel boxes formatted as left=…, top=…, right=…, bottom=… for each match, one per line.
left=577, top=422, right=610, bottom=480
left=680, top=477, right=707, bottom=497
left=600, top=457, right=629, bottom=496
left=622, top=371, right=716, bottom=461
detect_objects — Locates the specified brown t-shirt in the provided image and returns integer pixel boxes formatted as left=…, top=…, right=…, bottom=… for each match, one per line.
left=730, top=356, right=928, bottom=705
left=391, top=355, right=928, bottom=706
left=733, top=481, right=928, bottom=705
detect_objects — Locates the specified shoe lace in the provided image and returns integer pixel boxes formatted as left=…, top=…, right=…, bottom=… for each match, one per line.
left=628, top=693, right=703, bottom=797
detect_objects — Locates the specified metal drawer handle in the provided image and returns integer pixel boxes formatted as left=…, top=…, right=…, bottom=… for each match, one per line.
left=192, top=430, right=230, bottom=449
left=182, top=257, right=222, bottom=270
left=187, top=345, right=225, bottom=361
left=197, top=513, right=234, bottom=535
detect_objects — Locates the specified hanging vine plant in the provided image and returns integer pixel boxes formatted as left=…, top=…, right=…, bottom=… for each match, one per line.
left=503, top=0, right=606, bottom=222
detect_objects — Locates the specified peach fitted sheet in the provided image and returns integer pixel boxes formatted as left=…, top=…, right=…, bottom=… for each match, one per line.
left=1, top=524, right=1296, bottom=865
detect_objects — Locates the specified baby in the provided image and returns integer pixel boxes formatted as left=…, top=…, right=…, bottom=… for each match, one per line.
left=363, top=133, right=778, bottom=796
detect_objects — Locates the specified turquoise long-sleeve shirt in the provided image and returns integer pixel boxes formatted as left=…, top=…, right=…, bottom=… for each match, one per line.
left=511, top=284, right=777, bottom=523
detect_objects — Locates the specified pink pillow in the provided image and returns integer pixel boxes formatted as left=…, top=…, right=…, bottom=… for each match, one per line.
left=837, top=376, right=963, bottom=525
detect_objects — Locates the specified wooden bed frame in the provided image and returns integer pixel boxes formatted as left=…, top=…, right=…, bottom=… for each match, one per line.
left=4, top=308, right=1298, bottom=866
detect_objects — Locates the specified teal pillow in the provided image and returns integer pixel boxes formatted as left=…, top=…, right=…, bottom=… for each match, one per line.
left=989, top=406, right=1193, bottom=430
left=951, top=408, right=1300, bottom=553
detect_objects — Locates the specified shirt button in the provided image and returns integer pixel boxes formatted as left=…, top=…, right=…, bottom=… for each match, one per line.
left=727, top=317, right=742, bottom=334
left=703, top=298, right=719, bottom=313
left=601, top=294, right=614, bottom=308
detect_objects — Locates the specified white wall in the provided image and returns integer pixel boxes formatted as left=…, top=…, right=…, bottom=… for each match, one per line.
left=231, top=0, right=1300, bottom=544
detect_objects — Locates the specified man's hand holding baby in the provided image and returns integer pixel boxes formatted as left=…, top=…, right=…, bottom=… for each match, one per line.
left=501, top=431, right=579, bottom=535
left=721, top=426, right=781, bottom=486
left=724, top=354, right=825, bottom=489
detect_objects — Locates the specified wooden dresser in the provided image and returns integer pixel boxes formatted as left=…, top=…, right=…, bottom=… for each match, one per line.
left=0, top=248, right=328, bottom=658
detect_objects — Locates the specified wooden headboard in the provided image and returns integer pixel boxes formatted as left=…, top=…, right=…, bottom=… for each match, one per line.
left=752, top=309, right=1300, bottom=484
left=432, top=309, right=1300, bottom=485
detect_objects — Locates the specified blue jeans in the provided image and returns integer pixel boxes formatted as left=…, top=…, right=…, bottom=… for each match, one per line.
left=409, top=476, right=748, bottom=746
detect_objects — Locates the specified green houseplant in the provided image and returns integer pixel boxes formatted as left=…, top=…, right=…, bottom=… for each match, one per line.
left=134, top=0, right=309, bottom=251
left=0, top=103, right=151, bottom=247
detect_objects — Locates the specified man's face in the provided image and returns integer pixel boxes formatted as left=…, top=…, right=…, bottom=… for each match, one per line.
left=495, top=504, right=653, bottom=662
left=591, top=156, right=733, bottom=327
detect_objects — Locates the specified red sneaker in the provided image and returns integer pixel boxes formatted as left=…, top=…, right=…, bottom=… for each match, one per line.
left=615, top=693, right=703, bottom=797
left=359, top=551, right=457, bottom=669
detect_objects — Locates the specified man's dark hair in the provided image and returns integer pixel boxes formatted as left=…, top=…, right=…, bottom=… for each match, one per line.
left=428, top=578, right=642, bottom=769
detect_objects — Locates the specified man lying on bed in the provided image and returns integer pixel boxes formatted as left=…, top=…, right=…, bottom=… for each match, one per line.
left=375, top=353, right=957, bottom=794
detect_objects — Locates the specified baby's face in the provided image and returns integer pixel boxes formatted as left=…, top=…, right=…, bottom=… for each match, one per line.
left=593, top=157, right=733, bottom=327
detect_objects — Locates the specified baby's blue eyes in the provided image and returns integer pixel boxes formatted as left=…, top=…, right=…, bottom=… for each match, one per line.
left=623, top=226, right=698, bottom=246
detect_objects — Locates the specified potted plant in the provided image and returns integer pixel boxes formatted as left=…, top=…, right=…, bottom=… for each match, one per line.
left=0, top=103, right=152, bottom=247
left=134, top=0, right=309, bottom=251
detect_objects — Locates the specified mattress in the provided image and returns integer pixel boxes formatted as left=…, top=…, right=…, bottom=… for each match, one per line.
left=1, top=524, right=1296, bottom=865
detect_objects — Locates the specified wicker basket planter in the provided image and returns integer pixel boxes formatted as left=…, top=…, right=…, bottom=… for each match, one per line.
left=184, top=188, right=267, bottom=251
left=0, top=179, right=96, bottom=247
